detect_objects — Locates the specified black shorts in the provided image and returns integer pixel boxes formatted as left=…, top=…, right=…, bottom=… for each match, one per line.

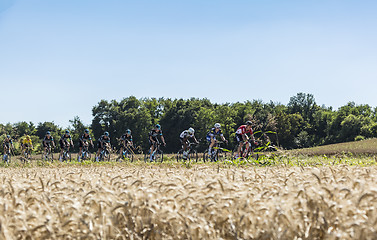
left=180, top=137, right=189, bottom=145
left=235, top=134, right=244, bottom=143
left=60, top=140, right=69, bottom=148
left=79, top=141, right=89, bottom=148
left=149, top=138, right=159, bottom=146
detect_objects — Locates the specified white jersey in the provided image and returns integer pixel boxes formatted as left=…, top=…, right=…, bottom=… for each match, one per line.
left=180, top=130, right=193, bottom=139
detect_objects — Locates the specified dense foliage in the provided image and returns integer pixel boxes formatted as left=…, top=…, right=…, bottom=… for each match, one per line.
left=1, top=93, right=377, bottom=153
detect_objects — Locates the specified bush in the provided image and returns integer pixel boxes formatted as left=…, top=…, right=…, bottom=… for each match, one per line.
left=354, top=135, right=365, bottom=141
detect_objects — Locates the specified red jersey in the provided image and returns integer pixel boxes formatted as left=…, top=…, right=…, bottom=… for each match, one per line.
left=236, top=125, right=253, bottom=135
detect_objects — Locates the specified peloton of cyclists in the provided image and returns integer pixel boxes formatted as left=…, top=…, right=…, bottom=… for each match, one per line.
left=96, top=131, right=111, bottom=161
left=59, top=130, right=74, bottom=161
left=206, top=123, right=228, bottom=157
left=234, top=121, right=257, bottom=158
left=148, top=124, right=166, bottom=162
left=78, top=129, right=94, bottom=162
left=179, top=127, right=199, bottom=159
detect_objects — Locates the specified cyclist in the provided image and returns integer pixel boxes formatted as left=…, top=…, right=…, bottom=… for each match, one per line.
left=78, top=129, right=94, bottom=162
left=96, top=131, right=111, bottom=161
left=148, top=124, right=166, bottom=162
left=2, top=135, right=14, bottom=159
left=206, top=123, right=228, bottom=156
left=120, top=129, right=133, bottom=152
left=59, top=130, right=73, bottom=161
left=234, top=121, right=257, bottom=158
left=42, top=131, right=55, bottom=153
left=179, top=127, right=199, bottom=159
left=21, top=135, right=34, bottom=155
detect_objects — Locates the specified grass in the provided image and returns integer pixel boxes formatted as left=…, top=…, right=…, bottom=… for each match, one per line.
left=288, top=138, right=377, bottom=156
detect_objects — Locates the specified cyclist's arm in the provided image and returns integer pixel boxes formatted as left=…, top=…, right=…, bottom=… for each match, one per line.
left=161, top=135, right=166, bottom=145
left=193, top=136, right=199, bottom=144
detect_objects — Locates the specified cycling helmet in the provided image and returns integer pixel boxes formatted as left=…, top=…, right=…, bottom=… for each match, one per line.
left=246, top=121, right=252, bottom=126
left=26, top=135, right=30, bottom=139
left=46, top=131, right=51, bottom=135
left=104, top=131, right=109, bottom=136
left=6, top=135, right=10, bottom=138
left=65, top=130, right=70, bottom=134
left=126, top=129, right=131, bottom=134
left=155, top=124, right=161, bottom=129
left=84, top=129, right=90, bottom=133
left=214, top=123, right=221, bottom=129
left=188, top=127, right=195, bottom=135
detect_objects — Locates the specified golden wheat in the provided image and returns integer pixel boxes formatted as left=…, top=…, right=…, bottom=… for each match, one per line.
left=0, top=165, right=376, bottom=239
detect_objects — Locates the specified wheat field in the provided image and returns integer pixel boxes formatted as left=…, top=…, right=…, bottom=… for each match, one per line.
left=0, top=164, right=377, bottom=239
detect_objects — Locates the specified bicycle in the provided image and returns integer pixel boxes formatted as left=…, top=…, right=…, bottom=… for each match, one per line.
left=176, top=142, right=198, bottom=162
left=98, top=143, right=111, bottom=162
left=232, top=139, right=259, bottom=160
left=203, top=141, right=228, bottom=162
left=144, top=141, right=164, bottom=163
left=21, top=146, right=33, bottom=163
left=42, top=145, right=54, bottom=162
left=60, top=144, right=72, bottom=162
left=80, top=142, right=92, bottom=161
left=118, top=141, right=134, bottom=162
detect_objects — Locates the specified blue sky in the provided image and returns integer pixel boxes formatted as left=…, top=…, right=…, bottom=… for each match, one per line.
left=1, top=0, right=377, bottom=127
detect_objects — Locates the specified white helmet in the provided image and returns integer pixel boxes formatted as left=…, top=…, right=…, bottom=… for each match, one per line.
left=188, top=127, right=195, bottom=135
left=214, top=123, right=221, bottom=129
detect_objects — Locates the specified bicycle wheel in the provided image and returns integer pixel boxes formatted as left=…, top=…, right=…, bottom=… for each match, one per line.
left=127, top=152, right=134, bottom=162
left=189, top=150, right=198, bottom=162
left=217, top=149, right=228, bottom=162
left=153, top=150, right=163, bottom=163
left=203, top=150, right=209, bottom=162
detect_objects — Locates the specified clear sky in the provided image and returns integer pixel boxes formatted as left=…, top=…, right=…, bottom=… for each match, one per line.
left=1, top=0, right=377, bottom=127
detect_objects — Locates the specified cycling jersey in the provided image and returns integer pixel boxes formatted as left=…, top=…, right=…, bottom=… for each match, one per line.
left=206, top=127, right=224, bottom=142
left=121, top=134, right=133, bottom=143
left=79, top=134, right=92, bottom=142
left=60, top=134, right=72, bottom=142
left=180, top=130, right=194, bottom=139
left=207, top=128, right=223, bottom=137
left=149, top=129, right=163, bottom=139
left=43, top=136, right=54, bottom=144
left=236, top=125, right=253, bottom=135
left=3, top=138, right=13, bottom=147
left=22, top=138, right=32, bottom=146
left=98, top=135, right=111, bottom=144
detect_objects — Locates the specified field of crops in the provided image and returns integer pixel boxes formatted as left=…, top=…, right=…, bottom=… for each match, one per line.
left=0, top=160, right=377, bottom=239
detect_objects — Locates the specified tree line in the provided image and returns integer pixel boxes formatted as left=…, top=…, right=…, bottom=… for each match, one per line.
left=1, top=93, right=377, bottom=154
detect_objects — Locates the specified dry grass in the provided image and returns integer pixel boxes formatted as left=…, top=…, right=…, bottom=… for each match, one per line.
left=289, top=138, right=377, bottom=156
left=1, top=164, right=377, bottom=239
